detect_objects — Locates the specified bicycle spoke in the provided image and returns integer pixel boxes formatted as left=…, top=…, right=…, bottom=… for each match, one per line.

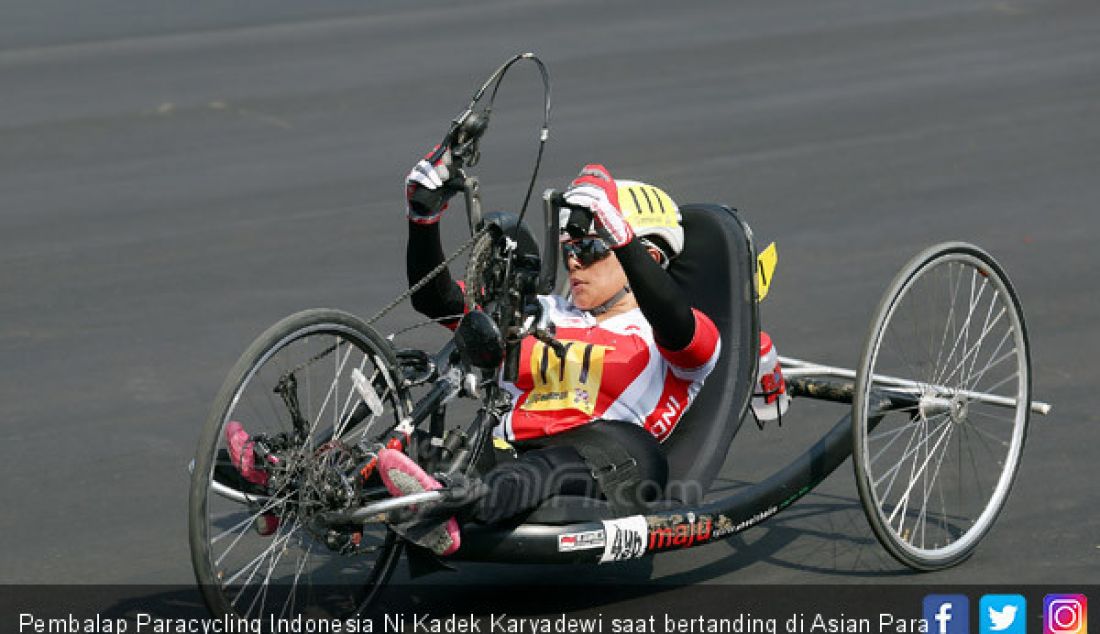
left=916, top=422, right=955, bottom=547
left=938, top=304, right=1006, bottom=390
left=934, top=273, right=989, bottom=386
left=282, top=542, right=314, bottom=620
left=334, top=355, right=371, bottom=440
left=855, top=247, right=1029, bottom=568
left=875, top=414, right=950, bottom=497
left=214, top=485, right=296, bottom=568
left=210, top=489, right=294, bottom=547
left=932, top=263, right=964, bottom=379
left=307, top=341, right=355, bottom=445
left=193, top=312, right=409, bottom=618
left=226, top=519, right=301, bottom=589
left=973, top=366, right=1019, bottom=397
left=887, top=418, right=954, bottom=526
left=869, top=419, right=921, bottom=459
left=967, top=408, right=1017, bottom=425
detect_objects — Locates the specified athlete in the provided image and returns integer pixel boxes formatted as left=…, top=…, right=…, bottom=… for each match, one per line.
left=379, top=146, right=722, bottom=555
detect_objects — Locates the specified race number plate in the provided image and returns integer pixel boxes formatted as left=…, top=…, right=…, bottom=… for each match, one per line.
left=756, top=242, right=778, bottom=301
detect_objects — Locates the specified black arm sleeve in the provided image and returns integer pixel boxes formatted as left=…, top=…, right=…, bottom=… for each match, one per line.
left=613, top=238, right=696, bottom=350
left=406, top=222, right=465, bottom=321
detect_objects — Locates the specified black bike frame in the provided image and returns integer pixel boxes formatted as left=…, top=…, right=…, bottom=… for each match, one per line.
left=444, top=379, right=908, bottom=564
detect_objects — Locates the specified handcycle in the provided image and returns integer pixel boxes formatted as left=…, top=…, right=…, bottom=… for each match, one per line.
left=187, top=54, right=1052, bottom=620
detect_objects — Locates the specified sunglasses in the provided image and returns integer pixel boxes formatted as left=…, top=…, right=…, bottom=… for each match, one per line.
left=560, top=237, right=613, bottom=267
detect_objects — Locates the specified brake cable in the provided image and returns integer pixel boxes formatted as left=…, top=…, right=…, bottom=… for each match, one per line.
left=364, top=224, right=491, bottom=328
left=298, top=55, right=553, bottom=363
left=371, top=53, right=552, bottom=333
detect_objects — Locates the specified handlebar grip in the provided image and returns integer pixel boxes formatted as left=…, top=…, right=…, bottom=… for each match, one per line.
left=558, top=200, right=594, bottom=240
left=408, top=183, right=458, bottom=218
left=549, top=192, right=589, bottom=213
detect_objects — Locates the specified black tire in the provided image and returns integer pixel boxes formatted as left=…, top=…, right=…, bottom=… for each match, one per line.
left=853, top=243, right=1031, bottom=570
left=189, top=309, right=408, bottom=619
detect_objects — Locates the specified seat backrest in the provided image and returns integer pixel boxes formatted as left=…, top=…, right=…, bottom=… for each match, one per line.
left=661, top=204, right=759, bottom=505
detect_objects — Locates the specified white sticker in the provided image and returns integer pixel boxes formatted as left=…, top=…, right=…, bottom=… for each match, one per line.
left=599, top=516, right=648, bottom=563
left=558, top=529, right=606, bottom=552
left=351, top=368, right=383, bottom=418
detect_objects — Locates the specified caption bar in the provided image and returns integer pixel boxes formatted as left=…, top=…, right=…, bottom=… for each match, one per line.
left=17, top=611, right=931, bottom=634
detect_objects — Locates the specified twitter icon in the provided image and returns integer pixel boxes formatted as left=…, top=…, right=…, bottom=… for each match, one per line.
left=982, top=595, right=1027, bottom=634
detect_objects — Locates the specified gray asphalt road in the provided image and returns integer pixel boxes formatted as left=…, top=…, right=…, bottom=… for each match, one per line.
left=2, top=0, right=1097, bottom=594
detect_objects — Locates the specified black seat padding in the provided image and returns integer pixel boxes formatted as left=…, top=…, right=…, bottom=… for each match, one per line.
left=661, top=204, right=758, bottom=504
left=522, top=205, right=759, bottom=523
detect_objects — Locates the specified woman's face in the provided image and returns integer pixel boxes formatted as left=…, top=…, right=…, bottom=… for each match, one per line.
left=565, top=242, right=630, bottom=310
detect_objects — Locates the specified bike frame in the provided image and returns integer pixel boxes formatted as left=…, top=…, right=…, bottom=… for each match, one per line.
left=322, top=373, right=903, bottom=565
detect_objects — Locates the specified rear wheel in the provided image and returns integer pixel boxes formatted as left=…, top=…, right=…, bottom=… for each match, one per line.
left=853, top=243, right=1030, bottom=570
left=189, top=309, right=408, bottom=618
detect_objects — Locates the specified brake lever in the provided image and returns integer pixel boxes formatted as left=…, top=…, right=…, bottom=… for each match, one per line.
left=449, top=109, right=489, bottom=168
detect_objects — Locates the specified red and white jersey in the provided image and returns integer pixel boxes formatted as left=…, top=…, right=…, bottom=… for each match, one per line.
left=497, top=295, right=721, bottom=443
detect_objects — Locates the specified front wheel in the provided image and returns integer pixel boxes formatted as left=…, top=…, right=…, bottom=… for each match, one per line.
left=853, top=243, right=1031, bottom=570
left=189, top=309, right=408, bottom=619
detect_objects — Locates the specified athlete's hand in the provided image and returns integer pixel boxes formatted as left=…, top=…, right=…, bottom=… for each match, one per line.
left=563, top=163, right=634, bottom=248
left=406, top=145, right=461, bottom=224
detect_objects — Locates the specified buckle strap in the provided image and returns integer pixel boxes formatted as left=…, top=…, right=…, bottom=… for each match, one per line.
left=572, top=443, right=647, bottom=515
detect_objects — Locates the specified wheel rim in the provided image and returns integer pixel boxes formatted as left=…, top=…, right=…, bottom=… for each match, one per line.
left=194, top=321, right=406, bottom=618
left=856, top=246, right=1029, bottom=566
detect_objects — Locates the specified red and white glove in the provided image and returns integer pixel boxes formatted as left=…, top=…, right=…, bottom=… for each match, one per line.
left=405, top=145, right=459, bottom=225
left=563, top=164, right=634, bottom=248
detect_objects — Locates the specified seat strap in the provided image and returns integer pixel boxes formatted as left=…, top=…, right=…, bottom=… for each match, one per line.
left=572, top=441, right=648, bottom=515
left=537, top=423, right=650, bottom=515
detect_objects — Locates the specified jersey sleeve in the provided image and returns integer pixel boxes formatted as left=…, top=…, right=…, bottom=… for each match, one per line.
left=407, top=221, right=466, bottom=329
left=656, top=308, right=721, bottom=379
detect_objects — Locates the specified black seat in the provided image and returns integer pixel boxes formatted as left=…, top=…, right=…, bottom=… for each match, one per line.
left=662, top=204, right=759, bottom=504
left=522, top=204, right=760, bottom=522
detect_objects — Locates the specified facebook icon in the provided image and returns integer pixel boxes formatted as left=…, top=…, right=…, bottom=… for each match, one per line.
left=925, top=595, right=971, bottom=634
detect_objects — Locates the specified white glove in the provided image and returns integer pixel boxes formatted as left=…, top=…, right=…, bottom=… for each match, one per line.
left=405, top=145, right=458, bottom=224
left=563, top=163, right=634, bottom=248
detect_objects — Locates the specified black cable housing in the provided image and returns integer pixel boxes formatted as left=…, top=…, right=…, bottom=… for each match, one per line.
left=440, top=53, right=552, bottom=250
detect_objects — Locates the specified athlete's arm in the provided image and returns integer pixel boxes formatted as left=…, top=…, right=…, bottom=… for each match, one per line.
left=407, top=222, right=464, bottom=322
left=404, top=146, right=465, bottom=323
left=564, top=163, right=718, bottom=367
left=614, top=239, right=719, bottom=369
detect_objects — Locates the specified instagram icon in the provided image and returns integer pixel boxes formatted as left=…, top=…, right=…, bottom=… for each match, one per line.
left=1045, top=595, right=1088, bottom=634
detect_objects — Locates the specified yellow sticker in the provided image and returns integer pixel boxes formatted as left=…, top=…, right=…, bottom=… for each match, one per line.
left=522, top=340, right=611, bottom=416
left=756, top=242, right=778, bottom=301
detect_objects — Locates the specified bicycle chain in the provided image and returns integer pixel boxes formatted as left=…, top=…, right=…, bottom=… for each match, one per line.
left=279, top=226, right=491, bottom=379
left=366, top=225, right=491, bottom=327
left=388, top=313, right=466, bottom=339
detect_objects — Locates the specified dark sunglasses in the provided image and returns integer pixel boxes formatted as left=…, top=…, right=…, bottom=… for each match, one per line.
left=560, top=237, right=613, bottom=267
